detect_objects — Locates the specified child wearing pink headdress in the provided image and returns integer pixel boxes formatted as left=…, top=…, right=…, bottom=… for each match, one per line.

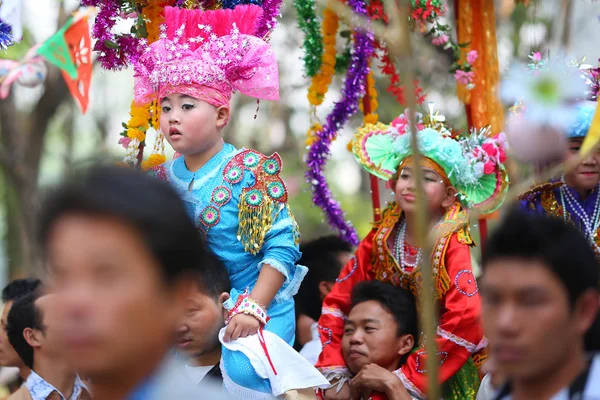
left=133, top=5, right=315, bottom=398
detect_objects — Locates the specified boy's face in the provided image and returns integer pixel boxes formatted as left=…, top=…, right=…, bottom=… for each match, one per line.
left=160, top=93, right=228, bottom=155
left=394, top=163, right=455, bottom=216
left=176, top=286, right=225, bottom=364
left=564, top=138, right=600, bottom=192
left=342, top=300, right=410, bottom=374
left=481, top=258, right=597, bottom=381
left=0, top=302, right=23, bottom=368
left=46, top=214, right=187, bottom=380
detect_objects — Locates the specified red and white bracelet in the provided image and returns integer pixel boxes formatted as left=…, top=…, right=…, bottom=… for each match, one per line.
left=226, top=289, right=269, bottom=326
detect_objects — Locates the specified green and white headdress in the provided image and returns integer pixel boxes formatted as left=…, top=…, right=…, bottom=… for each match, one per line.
left=351, top=105, right=510, bottom=213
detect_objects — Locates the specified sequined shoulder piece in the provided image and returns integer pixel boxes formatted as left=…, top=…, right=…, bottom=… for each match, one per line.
left=433, top=202, right=471, bottom=242
left=517, top=181, right=562, bottom=202
left=374, top=202, right=401, bottom=229
left=223, top=149, right=293, bottom=255
left=223, top=149, right=288, bottom=202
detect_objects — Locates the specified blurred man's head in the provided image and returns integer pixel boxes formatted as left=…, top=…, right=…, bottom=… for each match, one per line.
left=296, top=236, right=352, bottom=316
left=0, top=279, right=41, bottom=368
left=39, top=165, right=208, bottom=382
left=6, top=289, right=62, bottom=370
left=177, top=251, right=230, bottom=366
left=481, top=210, right=599, bottom=382
left=296, top=236, right=352, bottom=347
left=342, top=281, right=418, bottom=374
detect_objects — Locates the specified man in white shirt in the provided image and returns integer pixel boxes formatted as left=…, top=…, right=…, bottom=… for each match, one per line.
left=480, top=211, right=600, bottom=400
left=177, top=251, right=231, bottom=385
left=6, top=290, right=90, bottom=400
left=0, top=279, right=42, bottom=392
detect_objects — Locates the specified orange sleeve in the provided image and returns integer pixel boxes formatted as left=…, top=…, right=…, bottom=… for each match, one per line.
left=396, top=234, right=485, bottom=398
left=315, top=229, right=376, bottom=381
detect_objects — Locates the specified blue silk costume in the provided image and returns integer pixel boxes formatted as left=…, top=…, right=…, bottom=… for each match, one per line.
left=150, top=143, right=307, bottom=396
left=518, top=104, right=600, bottom=257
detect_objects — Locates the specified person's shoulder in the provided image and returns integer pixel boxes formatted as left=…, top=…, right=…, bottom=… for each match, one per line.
left=584, top=353, right=600, bottom=398
left=437, top=203, right=472, bottom=246
left=150, top=356, right=233, bottom=400
left=517, top=181, right=562, bottom=203
left=6, top=386, right=30, bottom=400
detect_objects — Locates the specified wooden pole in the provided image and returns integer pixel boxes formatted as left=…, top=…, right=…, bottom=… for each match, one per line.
left=361, top=73, right=382, bottom=221
left=380, top=0, right=440, bottom=397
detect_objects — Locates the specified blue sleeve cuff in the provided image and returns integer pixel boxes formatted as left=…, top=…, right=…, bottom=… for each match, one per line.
left=258, top=258, right=308, bottom=303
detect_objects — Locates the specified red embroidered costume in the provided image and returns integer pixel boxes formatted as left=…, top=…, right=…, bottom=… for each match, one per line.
left=316, top=110, right=510, bottom=399
left=316, top=202, right=486, bottom=399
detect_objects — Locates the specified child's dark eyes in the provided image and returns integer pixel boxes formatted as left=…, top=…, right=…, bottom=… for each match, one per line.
left=182, top=104, right=195, bottom=110
left=344, top=328, right=354, bottom=335
left=162, top=106, right=171, bottom=113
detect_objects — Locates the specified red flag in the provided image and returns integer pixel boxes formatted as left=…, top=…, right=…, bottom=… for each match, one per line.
left=62, top=16, right=92, bottom=114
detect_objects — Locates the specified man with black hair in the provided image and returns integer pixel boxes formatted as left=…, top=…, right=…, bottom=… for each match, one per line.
left=480, top=210, right=600, bottom=400
left=0, top=279, right=41, bottom=385
left=341, top=281, right=418, bottom=400
left=296, top=236, right=352, bottom=363
left=177, top=250, right=231, bottom=385
left=39, top=165, right=232, bottom=400
left=7, top=290, right=90, bottom=400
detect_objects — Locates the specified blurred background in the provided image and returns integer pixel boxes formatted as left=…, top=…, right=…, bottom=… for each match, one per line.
left=0, top=0, right=599, bottom=282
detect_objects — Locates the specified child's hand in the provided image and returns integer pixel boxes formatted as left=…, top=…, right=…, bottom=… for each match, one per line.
left=223, top=313, right=261, bottom=342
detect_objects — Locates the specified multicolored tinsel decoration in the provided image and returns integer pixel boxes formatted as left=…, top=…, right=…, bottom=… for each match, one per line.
left=80, top=0, right=144, bottom=70
left=305, top=0, right=373, bottom=245
left=255, top=0, right=282, bottom=38
left=361, top=70, right=379, bottom=124
left=121, top=1, right=168, bottom=167
left=87, top=0, right=283, bottom=71
left=306, top=7, right=338, bottom=107
left=584, top=60, right=600, bottom=101
left=294, top=0, right=323, bottom=77
left=0, top=19, right=13, bottom=50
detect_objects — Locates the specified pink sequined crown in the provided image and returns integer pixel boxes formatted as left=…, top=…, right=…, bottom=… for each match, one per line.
left=133, top=5, right=279, bottom=107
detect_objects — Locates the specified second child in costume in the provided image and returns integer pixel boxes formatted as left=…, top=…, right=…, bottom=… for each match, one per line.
left=132, top=6, right=319, bottom=398
left=519, top=102, right=600, bottom=257
left=317, top=110, right=509, bottom=400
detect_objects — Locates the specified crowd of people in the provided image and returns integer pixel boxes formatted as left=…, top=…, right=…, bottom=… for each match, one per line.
left=0, top=159, right=598, bottom=400
left=0, top=3, right=599, bottom=400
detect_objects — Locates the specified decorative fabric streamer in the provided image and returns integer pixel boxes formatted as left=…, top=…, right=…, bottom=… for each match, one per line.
left=305, top=0, right=373, bottom=245
left=456, top=0, right=504, bottom=133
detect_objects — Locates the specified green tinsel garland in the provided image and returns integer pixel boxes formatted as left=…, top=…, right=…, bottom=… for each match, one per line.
left=294, top=0, right=323, bottom=77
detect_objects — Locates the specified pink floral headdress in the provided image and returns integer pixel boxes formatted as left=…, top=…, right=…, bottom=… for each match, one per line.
left=133, top=5, right=279, bottom=108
